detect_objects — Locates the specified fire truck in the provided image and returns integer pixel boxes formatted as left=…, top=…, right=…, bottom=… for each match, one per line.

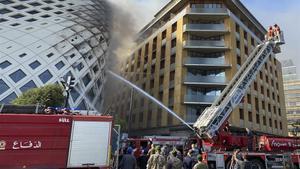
left=0, top=105, right=113, bottom=169
left=191, top=31, right=300, bottom=168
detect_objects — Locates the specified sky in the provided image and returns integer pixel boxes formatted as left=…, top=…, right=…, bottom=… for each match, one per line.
left=109, top=0, right=300, bottom=73
left=240, top=0, right=300, bottom=73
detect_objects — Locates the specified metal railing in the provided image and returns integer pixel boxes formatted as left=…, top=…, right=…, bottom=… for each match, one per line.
left=184, top=23, right=226, bottom=31
left=185, top=74, right=226, bottom=83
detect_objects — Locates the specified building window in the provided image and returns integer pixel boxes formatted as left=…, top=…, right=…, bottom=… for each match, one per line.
left=263, top=116, right=266, bottom=125
left=42, top=7, right=53, bottom=11
left=256, top=114, right=260, bottom=124
left=278, top=108, right=281, bottom=116
left=236, top=24, right=240, bottom=32
left=171, top=54, right=176, bottom=64
left=280, top=122, right=282, bottom=130
left=12, top=5, right=28, bottom=10
left=244, top=30, right=248, bottom=39
left=152, top=51, right=156, bottom=60
left=29, top=60, right=41, bottom=69
left=1, top=92, right=17, bottom=104
left=75, top=63, right=84, bottom=71
left=236, top=40, right=240, bottom=49
left=244, top=46, right=248, bottom=55
left=160, top=60, right=165, bottom=69
left=254, top=82, right=258, bottom=91
left=248, top=111, right=253, bottom=122
left=170, top=71, right=175, bottom=81
left=275, top=120, right=278, bottom=129
left=269, top=118, right=272, bottom=127
left=159, top=76, right=164, bottom=86
left=27, top=10, right=40, bottom=14
left=93, top=65, right=99, bottom=73
left=29, top=2, right=42, bottom=6
left=262, top=101, right=265, bottom=110
left=171, top=39, right=176, bottom=48
left=161, top=46, right=166, bottom=60
left=255, top=98, right=259, bottom=111
left=247, top=94, right=251, bottom=104
left=239, top=109, right=244, bottom=120
left=162, top=30, right=167, bottom=39
left=172, top=22, right=177, bottom=32
left=150, top=79, right=154, bottom=88
left=10, top=14, right=25, bottom=19
left=0, top=60, right=11, bottom=69
left=55, top=61, right=65, bottom=70
left=9, top=69, right=26, bottom=83
left=0, top=8, right=12, bottom=14
left=38, top=70, right=53, bottom=84
left=260, top=71, right=263, bottom=79
left=237, top=56, right=241, bottom=65
left=145, top=43, right=149, bottom=55
left=152, top=37, right=157, bottom=51
left=0, top=79, right=9, bottom=95
left=20, top=80, right=37, bottom=92
left=261, top=86, right=264, bottom=95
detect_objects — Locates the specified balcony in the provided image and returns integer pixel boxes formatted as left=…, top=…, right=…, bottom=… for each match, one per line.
left=184, top=74, right=227, bottom=86
left=186, top=7, right=228, bottom=19
left=184, top=94, right=217, bottom=105
left=184, top=57, right=231, bottom=69
left=183, top=40, right=228, bottom=51
left=183, top=23, right=228, bottom=36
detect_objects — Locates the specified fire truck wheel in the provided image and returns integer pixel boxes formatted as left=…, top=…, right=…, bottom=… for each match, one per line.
left=249, top=159, right=265, bottom=169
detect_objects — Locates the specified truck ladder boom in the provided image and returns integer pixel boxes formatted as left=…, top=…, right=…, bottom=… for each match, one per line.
left=193, top=33, right=284, bottom=139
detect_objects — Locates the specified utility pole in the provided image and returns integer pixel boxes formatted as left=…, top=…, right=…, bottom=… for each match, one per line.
left=61, top=76, right=76, bottom=108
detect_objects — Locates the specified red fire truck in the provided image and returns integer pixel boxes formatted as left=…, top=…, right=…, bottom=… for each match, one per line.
left=0, top=109, right=113, bottom=169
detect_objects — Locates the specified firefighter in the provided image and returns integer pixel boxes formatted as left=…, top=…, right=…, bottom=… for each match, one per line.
left=267, top=26, right=274, bottom=41
left=147, top=146, right=166, bottom=169
left=166, top=151, right=183, bottom=169
left=274, top=24, right=281, bottom=40
left=193, top=154, right=208, bottom=169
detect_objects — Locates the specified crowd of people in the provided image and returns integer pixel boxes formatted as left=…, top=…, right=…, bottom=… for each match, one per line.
left=43, top=107, right=80, bottom=115
left=117, top=144, right=208, bottom=169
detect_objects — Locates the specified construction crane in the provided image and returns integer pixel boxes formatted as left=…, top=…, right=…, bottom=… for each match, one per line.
left=193, top=30, right=285, bottom=140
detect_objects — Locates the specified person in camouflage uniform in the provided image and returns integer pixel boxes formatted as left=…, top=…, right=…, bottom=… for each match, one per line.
left=166, top=151, right=183, bottom=169
left=147, top=146, right=166, bottom=169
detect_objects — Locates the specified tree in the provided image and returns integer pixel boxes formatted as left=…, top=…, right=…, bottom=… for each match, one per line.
left=12, top=84, right=64, bottom=107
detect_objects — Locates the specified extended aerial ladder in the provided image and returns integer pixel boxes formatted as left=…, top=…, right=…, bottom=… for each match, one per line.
left=193, top=31, right=285, bottom=140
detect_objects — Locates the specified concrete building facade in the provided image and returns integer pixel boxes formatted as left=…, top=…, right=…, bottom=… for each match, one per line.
left=282, top=59, right=300, bottom=136
left=115, top=0, right=287, bottom=136
left=0, top=0, right=110, bottom=111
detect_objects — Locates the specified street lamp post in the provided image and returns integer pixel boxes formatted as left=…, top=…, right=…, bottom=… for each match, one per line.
left=61, top=76, right=76, bottom=108
left=128, top=88, right=134, bottom=137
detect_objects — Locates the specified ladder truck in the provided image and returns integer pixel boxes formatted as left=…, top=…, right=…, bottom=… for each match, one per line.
left=192, top=31, right=300, bottom=168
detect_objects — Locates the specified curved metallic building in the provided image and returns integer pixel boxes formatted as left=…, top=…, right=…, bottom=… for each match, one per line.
left=0, top=0, right=110, bottom=111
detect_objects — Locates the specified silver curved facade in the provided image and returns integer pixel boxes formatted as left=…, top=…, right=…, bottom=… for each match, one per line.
left=0, top=0, right=110, bottom=111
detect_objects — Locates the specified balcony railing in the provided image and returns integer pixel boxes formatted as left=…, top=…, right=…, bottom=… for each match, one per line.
left=185, top=57, right=229, bottom=66
left=185, top=74, right=226, bottom=84
left=184, top=94, right=217, bottom=104
left=183, top=40, right=226, bottom=48
left=184, top=23, right=226, bottom=31
left=188, top=7, right=228, bottom=14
